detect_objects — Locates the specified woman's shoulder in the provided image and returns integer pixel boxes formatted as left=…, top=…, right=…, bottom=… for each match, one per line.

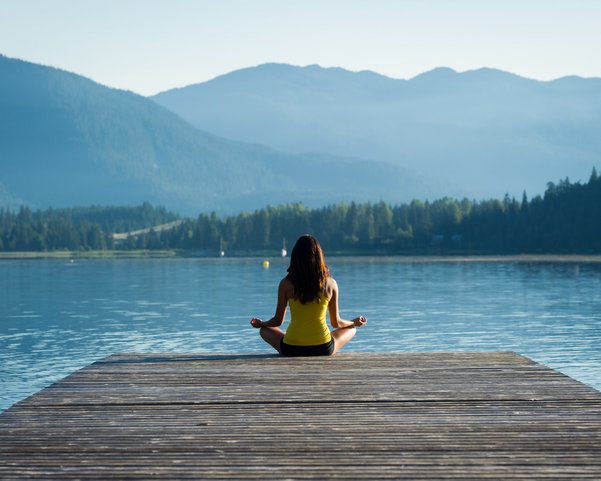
left=279, top=276, right=294, bottom=294
left=324, top=276, right=338, bottom=297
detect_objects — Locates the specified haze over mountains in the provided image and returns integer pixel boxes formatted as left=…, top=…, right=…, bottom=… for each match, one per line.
left=0, top=55, right=420, bottom=214
left=154, top=63, right=601, bottom=199
left=2, top=55, right=600, bottom=216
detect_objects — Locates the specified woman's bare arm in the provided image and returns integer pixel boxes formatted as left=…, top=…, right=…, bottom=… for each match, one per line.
left=327, top=278, right=367, bottom=329
left=250, top=278, right=290, bottom=328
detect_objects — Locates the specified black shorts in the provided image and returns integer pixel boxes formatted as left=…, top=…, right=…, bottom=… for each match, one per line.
left=280, top=339, right=335, bottom=357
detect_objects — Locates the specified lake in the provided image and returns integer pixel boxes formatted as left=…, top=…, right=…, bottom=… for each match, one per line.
left=1, top=257, right=600, bottom=411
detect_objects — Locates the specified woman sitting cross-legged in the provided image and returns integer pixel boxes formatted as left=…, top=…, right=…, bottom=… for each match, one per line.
left=250, top=234, right=366, bottom=356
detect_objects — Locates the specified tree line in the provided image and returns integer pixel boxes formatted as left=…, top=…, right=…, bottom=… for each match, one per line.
left=1, top=169, right=600, bottom=254
left=0, top=202, right=178, bottom=251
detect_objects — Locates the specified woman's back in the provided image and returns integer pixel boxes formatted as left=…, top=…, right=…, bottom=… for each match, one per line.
left=284, top=295, right=332, bottom=346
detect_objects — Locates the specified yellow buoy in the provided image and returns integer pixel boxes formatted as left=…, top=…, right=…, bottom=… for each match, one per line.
left=262, top=260, right=270, bottom=269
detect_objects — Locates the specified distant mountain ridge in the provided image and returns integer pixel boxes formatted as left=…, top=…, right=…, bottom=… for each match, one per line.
left=153, top=63, right=601, bottom=199
left=0, top=55, right=428, bottom=214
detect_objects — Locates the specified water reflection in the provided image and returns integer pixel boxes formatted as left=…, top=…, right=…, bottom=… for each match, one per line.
left=1, top=258, right=600, bottom=410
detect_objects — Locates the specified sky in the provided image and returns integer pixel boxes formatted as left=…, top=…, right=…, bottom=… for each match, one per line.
left=0, top=0, right=600, bottom=96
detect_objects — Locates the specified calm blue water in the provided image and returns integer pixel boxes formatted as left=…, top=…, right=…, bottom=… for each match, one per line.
left=1, top=257, right=600, bottom=411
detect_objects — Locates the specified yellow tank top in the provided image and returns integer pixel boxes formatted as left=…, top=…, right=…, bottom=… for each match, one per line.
left=283, top=296, right=332, bottom=346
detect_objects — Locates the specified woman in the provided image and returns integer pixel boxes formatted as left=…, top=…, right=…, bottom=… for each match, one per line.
left=250, top=234, right=366, bottom=356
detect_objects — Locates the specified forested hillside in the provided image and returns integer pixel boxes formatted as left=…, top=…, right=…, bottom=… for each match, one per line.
left=2, top=171, right=599, bottom=254
left=0, top=55, right=424, bottom=214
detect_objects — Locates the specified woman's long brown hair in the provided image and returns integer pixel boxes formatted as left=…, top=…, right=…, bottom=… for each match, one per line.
left=286, top=235, right=329, bottom=304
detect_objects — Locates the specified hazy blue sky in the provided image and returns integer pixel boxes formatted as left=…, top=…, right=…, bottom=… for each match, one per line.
left=1, top=0, right=599, bottom=95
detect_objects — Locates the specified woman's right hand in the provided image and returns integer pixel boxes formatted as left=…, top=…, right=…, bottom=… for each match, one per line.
left=353, top=316, right=367, bottom=327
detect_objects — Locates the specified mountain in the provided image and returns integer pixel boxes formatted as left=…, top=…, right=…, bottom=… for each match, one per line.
left=0, top=55, right=426, bottom=214
left=0, top=181, right=24, bottom=209
left=153, top=63, right=601, bottom=199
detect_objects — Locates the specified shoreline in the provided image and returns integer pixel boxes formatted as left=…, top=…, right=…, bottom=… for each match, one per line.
left=0, top=250, right=178, bottom=259
left=1, top=250, right=601, bottom=263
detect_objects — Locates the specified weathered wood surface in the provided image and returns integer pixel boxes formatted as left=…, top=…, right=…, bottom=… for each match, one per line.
left=1, top=352, right=600, bottom=479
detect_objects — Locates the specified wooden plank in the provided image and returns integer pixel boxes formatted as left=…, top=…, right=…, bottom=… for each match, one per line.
left=1, top=352, right=600, bottom=479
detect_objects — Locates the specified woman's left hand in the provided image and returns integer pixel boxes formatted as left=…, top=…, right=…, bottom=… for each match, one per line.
left=250, top=318, right=263, bottom=328
left=353, top=316, right=367, bottom=327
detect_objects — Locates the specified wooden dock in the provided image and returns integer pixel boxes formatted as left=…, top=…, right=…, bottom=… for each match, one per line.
left=1, top=352, right=600, bottom=479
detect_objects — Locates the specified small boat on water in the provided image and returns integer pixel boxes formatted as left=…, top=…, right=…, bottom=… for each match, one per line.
left=281, top=238, right=287, bottom=257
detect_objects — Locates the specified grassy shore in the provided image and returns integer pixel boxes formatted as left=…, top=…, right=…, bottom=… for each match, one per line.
left=0, top=250, right=179, bottom=259
left=330, top=254, right=601, bottom=263
left=1, top=250, right=601, bottom=263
